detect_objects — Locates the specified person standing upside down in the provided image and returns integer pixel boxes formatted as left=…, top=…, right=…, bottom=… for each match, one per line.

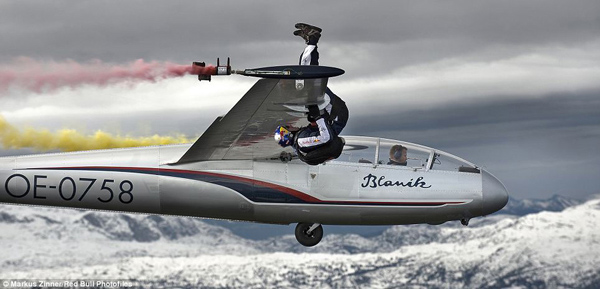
left=295, top=23, right=349, bottom=136
left=274, top=23, right=348, bottom=165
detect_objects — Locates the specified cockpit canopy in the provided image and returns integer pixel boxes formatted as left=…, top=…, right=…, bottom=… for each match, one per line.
left=333, top=136, right=480, bottom=173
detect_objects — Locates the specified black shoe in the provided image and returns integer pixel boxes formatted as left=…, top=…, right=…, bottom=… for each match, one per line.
left=293, top=23, right=322, bottom=45
left=295, top=23, right=322, bottom=33
left=293, top=29, right=321, bottom=45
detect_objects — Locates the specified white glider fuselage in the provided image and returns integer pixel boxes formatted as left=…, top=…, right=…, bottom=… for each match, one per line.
left=0, top=136, right=508, bottom=226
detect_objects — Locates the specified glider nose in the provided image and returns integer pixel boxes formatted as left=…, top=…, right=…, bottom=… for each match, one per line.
left=481, top=170, right=509, bottom=215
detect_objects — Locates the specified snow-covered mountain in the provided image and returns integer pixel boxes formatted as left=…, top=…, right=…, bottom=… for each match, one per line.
left=0, top=204, right=259, bottom=274
left=1, top=197, right=598, bottom=288
left=500, top=194, right=582, bottom=216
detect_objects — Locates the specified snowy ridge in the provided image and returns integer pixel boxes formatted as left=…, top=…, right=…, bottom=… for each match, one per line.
left=500, top=194, right=582, bottom=216
left=0, top=204, right=259, bottom=273
left=1, top=199, right=599, bottom=288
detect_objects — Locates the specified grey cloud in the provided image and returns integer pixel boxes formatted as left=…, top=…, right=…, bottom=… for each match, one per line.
left=346, top=90, right=600, bottom=138
left=1, top=0, right=599, bottom=66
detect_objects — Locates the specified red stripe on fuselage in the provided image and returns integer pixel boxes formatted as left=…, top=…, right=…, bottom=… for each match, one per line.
left=22, top=166, right=467, bottom=206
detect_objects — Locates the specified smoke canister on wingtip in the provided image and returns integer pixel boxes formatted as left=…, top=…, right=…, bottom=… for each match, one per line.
left=191, top=58, right=231, bottom=81
left=190, top=62, right=217, bottom=75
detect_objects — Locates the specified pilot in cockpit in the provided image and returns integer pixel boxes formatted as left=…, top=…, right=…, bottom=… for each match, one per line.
left=388, top=145, right=408, bottom=166
left=273, top=24, right=348, bottom=165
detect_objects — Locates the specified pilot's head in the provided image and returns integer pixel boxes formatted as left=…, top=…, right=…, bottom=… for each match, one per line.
left=274, top=126, right=293, bottom=147
left=389, top=145, right=407, bottom=165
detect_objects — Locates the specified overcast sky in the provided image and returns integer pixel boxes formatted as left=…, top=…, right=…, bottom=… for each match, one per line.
left=1, top=0, right=599, bottom=200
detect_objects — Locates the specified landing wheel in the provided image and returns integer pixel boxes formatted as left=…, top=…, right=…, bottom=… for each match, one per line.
left=295, top=222, right=323, bottom=247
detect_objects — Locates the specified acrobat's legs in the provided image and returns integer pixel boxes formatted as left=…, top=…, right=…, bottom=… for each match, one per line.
left=326, top=88, right=349, bottom=135
left=294, top=23, right=321, bottom=66
left=294, top=23, right=349, bottom=135
left=299, top=45, right=319, bottom=66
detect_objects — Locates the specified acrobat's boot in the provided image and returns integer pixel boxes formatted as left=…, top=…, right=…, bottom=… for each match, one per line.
left=293, top=23, right=322, bottom=45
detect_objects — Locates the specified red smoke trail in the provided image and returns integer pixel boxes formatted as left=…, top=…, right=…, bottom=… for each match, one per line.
left=190, top=65, right=217, bottom=76
left=0, top=57, right=199, bottom=93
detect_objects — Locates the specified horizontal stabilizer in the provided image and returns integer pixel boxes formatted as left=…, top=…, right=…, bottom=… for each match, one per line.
left=235, top=65, right=344, bottom=79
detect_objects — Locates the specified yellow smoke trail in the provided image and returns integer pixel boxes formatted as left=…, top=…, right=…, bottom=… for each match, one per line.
left=0, top=115, right=192, bottom=152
